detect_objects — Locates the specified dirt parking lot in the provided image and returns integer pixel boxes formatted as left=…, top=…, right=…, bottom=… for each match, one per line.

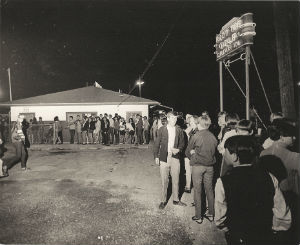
left=0, top=144, right=225, bottom=245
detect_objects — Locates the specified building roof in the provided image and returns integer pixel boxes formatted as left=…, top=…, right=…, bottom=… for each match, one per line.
left=0, top=86, right=160, bottom=106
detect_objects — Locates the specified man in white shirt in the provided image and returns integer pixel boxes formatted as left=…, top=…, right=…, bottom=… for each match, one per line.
left=153, top=111, right=186, bottom=209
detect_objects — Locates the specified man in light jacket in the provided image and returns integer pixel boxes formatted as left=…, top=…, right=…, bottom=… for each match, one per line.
left=153, top=111, right=186, bottom=209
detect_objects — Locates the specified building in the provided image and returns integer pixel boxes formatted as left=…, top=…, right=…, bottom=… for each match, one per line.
left=0, top=86, right=160, bottom=142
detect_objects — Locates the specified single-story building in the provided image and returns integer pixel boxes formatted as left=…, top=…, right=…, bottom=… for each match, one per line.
left=0, top=86, right=160, bottom=142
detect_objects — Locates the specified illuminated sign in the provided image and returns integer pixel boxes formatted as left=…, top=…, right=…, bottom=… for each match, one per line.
left=215, top=13, right=256, bottom=61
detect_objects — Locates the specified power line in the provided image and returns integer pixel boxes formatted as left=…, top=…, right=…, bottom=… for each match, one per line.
left=117, top=2, right=186, bottom=107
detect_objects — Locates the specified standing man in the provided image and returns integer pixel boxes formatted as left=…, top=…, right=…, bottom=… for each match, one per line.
left=68, top=116, right=76, bottom=144
left=136, top=114, right=144, bottom=145
left=153, top=111, right=186, bottom=209
left=108, top=114, right=114, bottom=144
left=185, top=115, right=217, bottom=224
left=37, top=117, right=44, bottom=144
left=143, top=116, right=150, bottom=144
left=75, top=115, right=82, bottom=144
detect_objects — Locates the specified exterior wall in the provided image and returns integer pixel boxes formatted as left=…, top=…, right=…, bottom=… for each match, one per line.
left=10, top=104, right=149, bottom=143
left=10, top=104, right=149, bottom=122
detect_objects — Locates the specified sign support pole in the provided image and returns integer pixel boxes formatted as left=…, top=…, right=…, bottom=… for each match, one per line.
left=245, top=46, right=250, bottom=120
left=219, top=61, right=223, bottom=111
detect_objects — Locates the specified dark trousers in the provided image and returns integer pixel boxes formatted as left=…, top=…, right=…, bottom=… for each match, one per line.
left=102, top=131, right=109, bottom=145
left=109, top=127, right=114, bottom=144
left=6, top=141, right=28, bottom=168
left=144, top=129, right=150, bottom=144
left=69, top=129, right=75, bottom=143
left=136, top=129, right=143, bottom=144
left=192, top=165, right=215, bottom=218
left=114, top=129, right=119, bottom=144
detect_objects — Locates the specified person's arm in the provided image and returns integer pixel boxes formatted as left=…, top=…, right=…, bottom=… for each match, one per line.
left=153, top=127, right=162, bottom=159
left=214, top=178, right=229, bottom=232
left=177, top=129, right=185, bottom=152
left=185, top=136, right=195, bottom=159
left=269, top=173, right=292, bottom=231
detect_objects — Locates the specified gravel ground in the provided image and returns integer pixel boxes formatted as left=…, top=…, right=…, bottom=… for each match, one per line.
left=0, top=144, right=226, bottom=245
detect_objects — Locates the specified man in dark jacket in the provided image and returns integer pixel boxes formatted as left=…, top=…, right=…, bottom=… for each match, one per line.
left=185, top=115, right=217, bottom=224
left=153, top=111, right=186, bottom=209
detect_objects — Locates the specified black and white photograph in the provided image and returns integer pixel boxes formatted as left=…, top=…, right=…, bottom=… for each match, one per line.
left=0, top=0, right=299, bottom=244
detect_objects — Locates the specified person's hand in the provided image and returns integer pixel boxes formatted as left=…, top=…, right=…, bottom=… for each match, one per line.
left=171, top=148, right=180, bottom=154
left=155, top=158, right=160, bottom=166
left=190, top=149, right=195, bottom=155
left=0, top=138, right=2, bottom=145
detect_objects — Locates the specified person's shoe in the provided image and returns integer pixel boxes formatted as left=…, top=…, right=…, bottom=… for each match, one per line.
left=159, top=202, right=167, bottom=209
left=184, top=187, right=191, bottom=193
left=21, top=167, right=27, bottom=170
left=203, top=213, right=214, bottom=222
left=191, top=202, right=195, bottom=206
left=173, top=201, right=187, bottom=206
left=192, top=216, right=203, bottom=224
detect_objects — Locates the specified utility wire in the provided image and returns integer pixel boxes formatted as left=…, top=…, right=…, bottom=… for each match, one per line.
left=223, top=61, right=267, bottom=130
left=250, top=50, right=273, bottom=114
left=117, top=2, right=186, bottom=107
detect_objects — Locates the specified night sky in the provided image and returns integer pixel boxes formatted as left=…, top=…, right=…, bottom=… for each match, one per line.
left=0, top=0, right=299, bottom=120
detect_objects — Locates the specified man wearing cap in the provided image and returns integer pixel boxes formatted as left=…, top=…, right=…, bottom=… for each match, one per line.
left=154, top=111, right=186, bottom=209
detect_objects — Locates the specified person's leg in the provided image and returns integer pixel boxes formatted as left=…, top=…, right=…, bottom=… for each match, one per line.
left=69, top=130, right=73, bottom=143
left=59, top=131, right=63, bottom=144
left=72, top=130, right=75, bottom=143
left=203, top=166, right=215, bottom=217
left=20, top=144, right=27, bottom=168
left=170, top=157, right=181, bottom=202
left=160, top=161, right=170, bottom=203
left=82, top=131, right=87, bottom=144
left=192, top=165, right=204, bottom=218
left=184, top=157, right=192, bottom=191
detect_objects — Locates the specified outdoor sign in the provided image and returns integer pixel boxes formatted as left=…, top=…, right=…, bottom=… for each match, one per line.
left=215, top=13, right=256, bottom=61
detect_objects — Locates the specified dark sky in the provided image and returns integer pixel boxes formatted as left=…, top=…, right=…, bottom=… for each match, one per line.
left=0, top=0, right=299, bottom=119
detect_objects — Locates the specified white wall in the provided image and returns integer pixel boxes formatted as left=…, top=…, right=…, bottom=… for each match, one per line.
left=10, top=104, right=149, bottom=121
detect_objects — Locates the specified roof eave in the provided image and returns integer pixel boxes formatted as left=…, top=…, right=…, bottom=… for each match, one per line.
left=0, top=102, right=160, bottom=107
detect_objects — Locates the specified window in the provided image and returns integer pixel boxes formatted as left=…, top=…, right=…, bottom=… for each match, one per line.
left=19, top=113, right=35, bottom=122
left=66, top=112, right=97, bottom=122
left=126, top=111, right=142, bottom=122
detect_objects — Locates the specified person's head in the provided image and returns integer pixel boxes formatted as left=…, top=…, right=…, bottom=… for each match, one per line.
left=269, top=118, right=297, bottom=147
left=236, top=119, right=253, bottom=135
left=96, top=116, right=100, bottom=121
left=109, top=114, right=112, bottom=118
left=69, top=116, right=73, bottom=120
left=54, top=116, right=59, bottom=122
left=143, top=116, right=147, bottom=120
left=270, top=112, right=283, bottom=123
left=185, top=114, right=192, bottom=125
left=202, top=111, right=209, bottom=116
left=129, top=118, right=133, bottom=123
left=197, top=115, right=211, bottom=130
left=166, top=111, right=178, bottom=127
left=136, top=114, right=141, bottom=119
left=99, top=114, right=103, bottom=118
left=17, top=114, right=25, bottom=123
left=77, top=115, right=81, bottom=119
left=190, top=115, right=198, bottom=129
left=225, top=113, right=240, bottom=128
left=218, top=111, right=227, bottom=127
left=224, top=135, right=257, bottom=166
left=39, top=116, right=42, bottom=121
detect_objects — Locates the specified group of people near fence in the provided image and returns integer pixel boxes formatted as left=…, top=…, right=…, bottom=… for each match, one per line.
left=59, top=113, right=151, bottom=145
left=154, top=110, right=299, bottom=245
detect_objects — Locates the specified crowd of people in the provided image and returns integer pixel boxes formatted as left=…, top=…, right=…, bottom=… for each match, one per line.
left=0, top=109, right=299, bottom=244
left=153, top=110, right=299, bottom=245
left=53, top=113, right=151, bottom=145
